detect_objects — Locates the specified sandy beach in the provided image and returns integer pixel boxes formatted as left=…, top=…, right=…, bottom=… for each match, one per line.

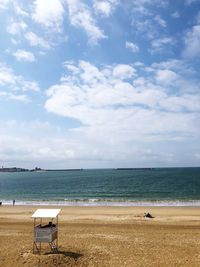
left=1, top=205, right=200, bottom=266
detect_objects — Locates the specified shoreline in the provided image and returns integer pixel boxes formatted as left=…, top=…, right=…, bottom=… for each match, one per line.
left=2, top=199, right=200, bottom=207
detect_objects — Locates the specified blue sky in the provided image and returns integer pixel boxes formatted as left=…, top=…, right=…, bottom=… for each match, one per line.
left=0, top=0, right=200, bottom=169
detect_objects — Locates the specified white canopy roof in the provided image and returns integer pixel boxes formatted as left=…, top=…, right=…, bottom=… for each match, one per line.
left=32, top=209, right=61, bottom=218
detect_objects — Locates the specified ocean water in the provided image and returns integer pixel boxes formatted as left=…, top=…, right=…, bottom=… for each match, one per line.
left=0, top=168, right=200, bottom=206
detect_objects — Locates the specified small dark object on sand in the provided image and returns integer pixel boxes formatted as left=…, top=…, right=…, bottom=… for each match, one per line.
left=144, top=212, right=154, bottom=219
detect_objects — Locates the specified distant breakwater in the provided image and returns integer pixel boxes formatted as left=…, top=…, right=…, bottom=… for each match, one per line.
left=0, top=167, right=155, bottom=172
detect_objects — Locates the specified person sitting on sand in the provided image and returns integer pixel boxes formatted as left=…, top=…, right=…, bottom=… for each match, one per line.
left=40, top=221, right=56, bottom=228
left=144, top=212, right=154, bottom=218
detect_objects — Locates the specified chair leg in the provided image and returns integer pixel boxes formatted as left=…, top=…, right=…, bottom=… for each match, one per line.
left=49, top=241, right=58, bottom=252
left=33, top=242, right=40, bottom=254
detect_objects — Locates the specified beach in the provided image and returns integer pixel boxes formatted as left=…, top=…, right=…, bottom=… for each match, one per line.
left=1, top=206, right=200, bottom=266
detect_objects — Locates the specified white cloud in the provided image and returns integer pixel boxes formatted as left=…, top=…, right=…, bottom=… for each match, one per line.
left=20, top=80, right=40, bottom=92
left=25, top=32, right=51, bottom=49
left=0, top=64, right=15, bottom=86
left=160, top=94, right=200, bottom=112
left=183, top=25, right=200, bottom=59
left=0, top=62, right=40, bottom=92
left=125, top=41, right=139, bottom=53
left=112, top=64, right=136, bottom=80
left=152, top=59, right=199, bottom=93
left=133, top=19, right=156, bottom=39
left=93, top=1, right=111, bottom=16
left=7, top=19, right=27, bottom=35
left=154, top=15, right=167, bottom=27
left=150, top=37, right=174, bottom=53
left=32, top=0, right=64, bottom=32
left=129, top=0, right=167, bottom=16
left=0, top=120, right=80, bottom=168
left=0, top=57, right=199, bottom=167
left=63, top=61, right=80, bottom=75
left=151, top=59, right=195, bottom=76
left=130, top=1, right=168, bottom=39
left=171, top=11, right=180, bottom=18
left=79, top=60, right=105, bottom=84
left=44, top=60, right=200, bottom=151
left=0, top=91, right=29, bottom=102
left=13, top=2, right=29, bottom=16
left=1, top=110, right=199, bottom=168
left=93, top=0, right=118, bottom=17
left=66, top=0, right=106, bottom=44
left=156, top=69, right=178, bottom=85
left=0, top=0, right=10, bottom=9
left=13, top=49, right=36, bottom=62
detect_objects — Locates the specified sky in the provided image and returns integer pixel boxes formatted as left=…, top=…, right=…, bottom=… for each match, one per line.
left=0, top=0, right=200, bottom=169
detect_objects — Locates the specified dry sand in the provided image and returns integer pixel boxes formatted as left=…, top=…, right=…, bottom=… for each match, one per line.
left=1, top=205, right=200, bottom=266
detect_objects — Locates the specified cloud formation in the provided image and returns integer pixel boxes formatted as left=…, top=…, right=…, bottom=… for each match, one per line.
left=0, top=0, right=200, bottom=168
left=7, top=19, right=27, bottom=35
left=13, top=49, right=36, bottom=62
left=0, top=62, right=40, bottom=93
left=130, top=0, right=168, bottom=39
left=183, top=25, right=200, bottom=59
left=0, top=0, right=10, bottom=9
left=45, top=60, right=200, bottom=144
left=66, top=0, right=106, bottom=44
left=150, top=37, right=174, bottom=53
left=32, top=0, right=64, bottom=32
left=93, top=0, right=118, bottom=17
left=125, top=42, right=139, bottom=53
left=25, top=32, right=51, bottom=50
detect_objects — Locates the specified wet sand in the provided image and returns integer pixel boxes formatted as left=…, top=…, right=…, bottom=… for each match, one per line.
left=1, top=205, right=200, bottom=266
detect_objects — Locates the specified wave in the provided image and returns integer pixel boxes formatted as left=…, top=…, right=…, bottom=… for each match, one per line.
left=2, top=198, right=200, bottom=207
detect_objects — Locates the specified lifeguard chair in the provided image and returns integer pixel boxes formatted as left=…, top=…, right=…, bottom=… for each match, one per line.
left=32, top=209, right=61, bottom=254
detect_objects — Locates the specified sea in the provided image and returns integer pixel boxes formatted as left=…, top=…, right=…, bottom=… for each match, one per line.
left=0, top=167, right=200, bottom=206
